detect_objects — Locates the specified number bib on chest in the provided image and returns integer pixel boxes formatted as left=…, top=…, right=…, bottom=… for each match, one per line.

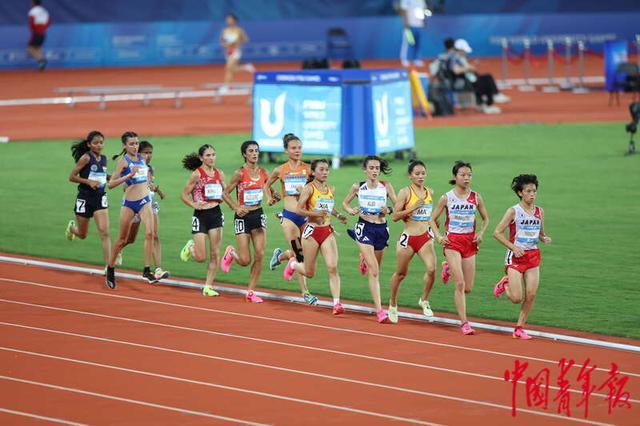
left=411, top=204, right=432, bottom=221
left=88, top=171, right=107, bottom=188
left=243, top=188, right=263, bottom=206
left=515, top=226, right=540, bottom=245
left=314, top=197, right=334, bottom=216
left=284, top=176, right=306, bottom=196
left=133, top=165, right=148, bottom=181
left=204, top=183, right=222, bottom=201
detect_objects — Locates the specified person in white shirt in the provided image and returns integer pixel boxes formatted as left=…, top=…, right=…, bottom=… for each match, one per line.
left=27, top=0, right=50, bottom=70
left=399, top=0, right=428, bottom=67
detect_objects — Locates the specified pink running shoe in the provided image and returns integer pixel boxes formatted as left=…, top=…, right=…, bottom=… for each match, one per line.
left=376, top=310, right=390, bottom=324
left=513, top=326, right=532, bottom=340
left=441, top=261, right=450, bottom=284
left=461, top=321, right=475, bottom=335
left=221, top=245, right=235, bottom=273
left=493, top=275, right=509, bottom=298
left=332, top=303, right=345, bottom=315
left=245, top=291, right=264, bottom=303
left=283, top=258, right=296, bottom=281
left=358, top=253, right=368, bottom=275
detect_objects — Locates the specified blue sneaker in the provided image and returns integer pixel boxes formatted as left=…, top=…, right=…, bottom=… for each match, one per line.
left=270, top=247, right=283, bottom=271
left=303, top=292, right=318, bottom=305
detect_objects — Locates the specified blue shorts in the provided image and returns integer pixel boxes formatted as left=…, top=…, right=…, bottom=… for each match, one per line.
left=122, top=195, right=152, bottom=215
left=282, top=209, right=307, bottom=228
left=348, top=219, right=389, bottom=251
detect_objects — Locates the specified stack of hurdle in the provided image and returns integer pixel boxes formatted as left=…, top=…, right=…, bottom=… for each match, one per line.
left=489, top=33, right=633, bottom=94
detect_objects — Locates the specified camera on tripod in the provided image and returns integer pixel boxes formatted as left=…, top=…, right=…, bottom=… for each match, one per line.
left=626, top=102, right=639, bottom=155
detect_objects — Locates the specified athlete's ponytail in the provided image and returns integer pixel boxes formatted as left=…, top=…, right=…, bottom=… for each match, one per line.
left=112, top=130, right=138, bottom=160
left=182, top=144, right=214, bottom=171
left=71, top=130, right=104, bottom=162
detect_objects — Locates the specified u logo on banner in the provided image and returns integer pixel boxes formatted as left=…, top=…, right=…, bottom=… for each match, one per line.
left=374, top=92, right=389, bottom=137
left=259, top=92, right=286, bottom=137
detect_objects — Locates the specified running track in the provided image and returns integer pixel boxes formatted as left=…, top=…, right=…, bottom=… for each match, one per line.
left=0, top=259, right=637, bottom=425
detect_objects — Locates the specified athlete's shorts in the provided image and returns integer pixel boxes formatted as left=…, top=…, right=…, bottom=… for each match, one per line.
left=225, top=48, right=241, bottom=61
left=132, top=200, right=159, bottom=224
left=234, top=208, right=266, bottom=235
left=399, top=231, right=432, bottom=253
left=444, top=232, right=478, bottom=258
left=282, top=209, right=307, bottom=228
left=122, top=195, right=152, bottom=215
left=29, top=33, right=45, bottom=48
left=505, top=249, right=541, bottom=274
left=302, top=223, right=334, bottom=246
left=74, top=191, right=107, bottom=219
left=192, top=205, right=224, bottom=234
left=350, top=219, right=389, bottom=251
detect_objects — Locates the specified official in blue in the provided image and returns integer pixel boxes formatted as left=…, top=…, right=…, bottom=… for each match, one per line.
left=66, top=131, right=112, bottom=266
left=342, top=156, right=397, bottom=323
left=105, top=131, right=155, bottom=289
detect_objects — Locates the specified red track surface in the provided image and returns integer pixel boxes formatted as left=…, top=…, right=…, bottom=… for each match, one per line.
left=0, top=57, right=635, bottom=141
left=0, top=258, right=637, bottom=425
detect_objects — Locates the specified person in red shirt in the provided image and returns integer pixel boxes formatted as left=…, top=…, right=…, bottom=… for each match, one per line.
left=27, top=0, right=50, bottom=70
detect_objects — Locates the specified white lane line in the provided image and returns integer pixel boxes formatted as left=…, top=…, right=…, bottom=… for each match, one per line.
left=3, top=321, right=635, bottom=405
left=0, top=348, right=440, bottom=426
left=0, top=374, right=266, bottom=426
left=2, top=277, right=638, bottom=377
left=0, top=407, right=87, bottom=426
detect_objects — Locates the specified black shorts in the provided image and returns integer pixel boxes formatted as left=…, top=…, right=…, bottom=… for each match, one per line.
left=234, top=208, right=266, bottom=235
left=29, top=33, right=45, bottom=48
left=74, top=192, right=108, bottom=218
left=192, top=205, right=224, bottom=234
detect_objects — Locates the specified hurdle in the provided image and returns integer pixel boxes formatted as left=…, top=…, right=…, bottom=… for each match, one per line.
left=0, top=84, right=253, bottom=109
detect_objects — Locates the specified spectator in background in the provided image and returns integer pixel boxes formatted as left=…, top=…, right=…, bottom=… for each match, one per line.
left=399, top=0, right=428, bottom=67
left=449, top=39, right=510, bottom=114
left=220, top=14, right=255, bottom=93
left=27, top=0, right=50, bottom=71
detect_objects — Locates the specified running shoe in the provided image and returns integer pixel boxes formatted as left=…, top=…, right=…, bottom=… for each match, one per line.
left=245, top=291, right=264, bottom=303
left=143, top=270, right=158, bottom=284
left=461, top=321, right=476, bottom=335
left=358, top=253, right=368, bottom=276
left=418, top=298, right=434, bottom=317
left=115, top=252, right=123, bottom=266
left=105, top=266, right=116, bottom=289
left=180, top=239, right=194, bottom=262
left=441, top=261, right=451, bottom=284
left=283, top=258, right=296, bottom=281
left=202, top=285, right=220, bottom=297
left=376, top=310, right=391, bottom=324
left=303, top=292, right=318, bottom=305
left=65, top=220, right=75, bottom=241
left=270, top=247, right=283, bottom=271
left=388, top=304, right=399, bottom=323
left=493, top=276, right=509, bottom=298
left=332, top=302, right=345, bottom=315
left=513, top=326, right=532, bottom=340
left=220, top=245, right=235, bottom=273
left=154, top=267, right=170, bottom=281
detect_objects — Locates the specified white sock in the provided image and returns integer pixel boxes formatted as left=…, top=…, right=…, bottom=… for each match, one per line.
left=333, top=298, right=340, bottom=305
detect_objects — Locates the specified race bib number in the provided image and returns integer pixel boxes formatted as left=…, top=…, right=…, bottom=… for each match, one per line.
left=411, top=205, right=432, bottom=221
left=450, top=212, right=475, bottom=231
left=134, top=165, right=148, bottom=181
left=354, top=221, right=365, bottom=238
left=359, top=196, right=385, bottom=215
left=101, top=194, right=108, bottom=208
left=314, top=197, right=334, bottom=216
left=204, top=183, right=222, bottom=200
left=191, top=216, right=200, bottom=232
left=284, top=176, right=306, bottom=195
left=234, top=218, right=245, bottom=234
left=399, top=232, right=409, bottom=248
left=260, top=214, right=267, bottom=229
left=88, top=171, right=107, bottom=188
left=75, top=199, right=86, bottom=213
left=516, top=228, right=540, bottom=244
left=243, top=188, right=263, bottom=206
left=302, top=223, right=315, bottom=239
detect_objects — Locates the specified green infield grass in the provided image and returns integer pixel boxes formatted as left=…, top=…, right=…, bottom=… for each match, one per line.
left=0, top=122, right=638, bottom=338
